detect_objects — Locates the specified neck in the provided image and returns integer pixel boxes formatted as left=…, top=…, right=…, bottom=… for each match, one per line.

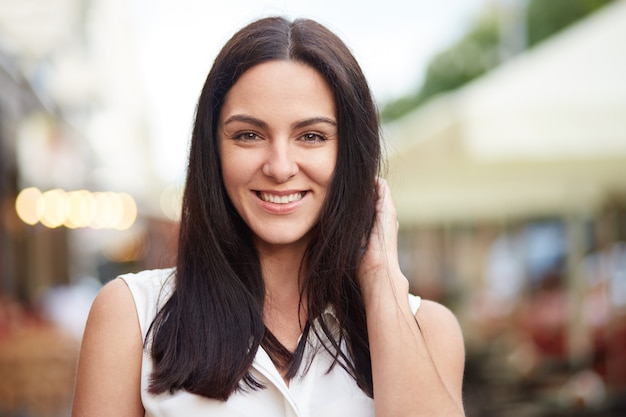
left=255, top=238, right=308, bottom=295
left=255, top=239, right=309, bottom=352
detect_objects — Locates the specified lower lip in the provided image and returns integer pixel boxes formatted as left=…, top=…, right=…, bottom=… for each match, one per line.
left=255, top=192, right=307, bottom=214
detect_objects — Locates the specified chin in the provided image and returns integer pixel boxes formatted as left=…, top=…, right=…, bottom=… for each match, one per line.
left=253, top=229, right=313, bottom=248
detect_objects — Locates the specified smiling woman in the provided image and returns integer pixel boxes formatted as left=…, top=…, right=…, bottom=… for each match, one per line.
left=71, top=16, right=466, bottom=417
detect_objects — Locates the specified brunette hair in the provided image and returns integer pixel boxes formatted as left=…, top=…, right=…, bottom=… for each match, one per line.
left=148, top=16, right=381, bottom=400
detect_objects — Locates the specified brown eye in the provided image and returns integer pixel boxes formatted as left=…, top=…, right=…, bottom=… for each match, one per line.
left=234, top=132, right=261, bottom=141
left=300, top=133, right=326, bottom=143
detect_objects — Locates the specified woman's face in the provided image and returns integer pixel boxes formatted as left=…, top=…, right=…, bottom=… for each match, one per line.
left=218, top=60, right=338, bottom=248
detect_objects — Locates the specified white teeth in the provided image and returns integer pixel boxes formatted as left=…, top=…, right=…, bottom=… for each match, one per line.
left=259, top=192, right=304, bottom=204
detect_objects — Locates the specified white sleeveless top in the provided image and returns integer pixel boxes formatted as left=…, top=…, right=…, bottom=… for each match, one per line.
left=120, top=268, right=421, bottom=417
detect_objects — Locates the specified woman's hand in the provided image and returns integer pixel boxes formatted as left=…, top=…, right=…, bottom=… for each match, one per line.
left=358, top=178, right=408, bottom=303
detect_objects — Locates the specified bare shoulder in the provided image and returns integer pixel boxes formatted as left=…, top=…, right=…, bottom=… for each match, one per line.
left=415, top=299, right=465, bottom=356
left=90, top=277, right=137, bottom=319
left=82, top=278, right=141, bottom=343
left=415, top=299, right=465, bottom=398
left=72, top=278, right=144, bottom=417
left=416, top=300, right=463, bottom=338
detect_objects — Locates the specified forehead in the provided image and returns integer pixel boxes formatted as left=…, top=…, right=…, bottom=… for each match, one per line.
left=220, top=60, right=336, bottom=124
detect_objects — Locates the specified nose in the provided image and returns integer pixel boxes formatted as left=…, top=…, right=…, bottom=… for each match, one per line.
left=262, top=140, right=299, bottom=183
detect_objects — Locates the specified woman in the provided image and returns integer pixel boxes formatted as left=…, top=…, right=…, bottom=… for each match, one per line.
left=72, top=16, right=465, bottom=416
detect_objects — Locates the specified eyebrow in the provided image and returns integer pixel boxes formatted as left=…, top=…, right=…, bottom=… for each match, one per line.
left=222, top=114, right=337, bottom=130
left=222, top=115, right=268, bottom=129
left=293, top=117, right=337, bottom=129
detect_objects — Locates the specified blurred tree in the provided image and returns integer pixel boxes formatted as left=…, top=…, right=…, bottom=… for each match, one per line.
left=527, top=0, right=616, bottom=47
left=381, top=0, right=616, bottom=123
left=381, top=16, right=499, bottom=122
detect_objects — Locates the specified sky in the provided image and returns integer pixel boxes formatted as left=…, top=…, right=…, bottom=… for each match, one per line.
left=127, top=0, right=488, bottom=184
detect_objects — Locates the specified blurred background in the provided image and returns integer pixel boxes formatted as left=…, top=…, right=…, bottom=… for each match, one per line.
left=1, top=0, right=625, bottom=416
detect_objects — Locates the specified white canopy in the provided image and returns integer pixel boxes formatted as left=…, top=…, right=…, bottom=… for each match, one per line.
left=386, top=0, right=626, bottom=225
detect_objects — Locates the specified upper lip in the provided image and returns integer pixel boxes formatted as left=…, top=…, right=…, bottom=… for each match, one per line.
left=254, top=189, right=306, bottom=196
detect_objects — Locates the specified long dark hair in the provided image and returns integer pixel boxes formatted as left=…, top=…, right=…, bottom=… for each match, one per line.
left=147, top=16, right=381, bottom=401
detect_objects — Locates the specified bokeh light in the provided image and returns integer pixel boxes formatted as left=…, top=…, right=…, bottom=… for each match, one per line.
left=14, top=188, right=137, bottom=230
left=15, top=187, right=44, bottom=225
left=64, top=190, right=95, bottom=229
left=40, top=189, right=68, bottom=228
left=115, top=192, right=138, bottom=231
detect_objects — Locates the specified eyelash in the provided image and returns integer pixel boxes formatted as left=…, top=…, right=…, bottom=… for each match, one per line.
left=300, top=132, right=327, bottom=143
left=232, top=132, right=261, bottom=141
left=231, top=132, right=328, bottom=143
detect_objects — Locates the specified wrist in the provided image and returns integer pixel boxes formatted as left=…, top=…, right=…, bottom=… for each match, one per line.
left=360, top=269, right=410, bottom=309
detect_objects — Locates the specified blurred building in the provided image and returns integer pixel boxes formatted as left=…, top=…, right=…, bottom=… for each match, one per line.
left=387, top=1, right=626, bottom=415
left=1, top=2, right=177, bottom=415
left=0, top=0, right=176, bottom=304
left=1, top=0, right=625, bottom=416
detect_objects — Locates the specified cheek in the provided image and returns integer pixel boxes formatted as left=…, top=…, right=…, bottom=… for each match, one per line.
left=220, top=151, right=250, bottom=196
left=312, top=150, right=338, bottom=185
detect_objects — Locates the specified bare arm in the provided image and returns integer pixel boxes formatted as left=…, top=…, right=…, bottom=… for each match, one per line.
left=72, top=278, right=144, bottom=417
left=359, top=180, right=465, bottom=417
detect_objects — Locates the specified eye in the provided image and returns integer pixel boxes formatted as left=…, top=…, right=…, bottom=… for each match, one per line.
left=233, top=132, right=262, bottom=141
left=299, top=132, right=327, bottom=143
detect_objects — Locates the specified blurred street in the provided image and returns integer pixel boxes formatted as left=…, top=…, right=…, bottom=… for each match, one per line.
left=1, top=0, right=626, bottom=416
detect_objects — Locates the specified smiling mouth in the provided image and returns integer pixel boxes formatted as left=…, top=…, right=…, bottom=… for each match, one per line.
left=257, top=191, right=306, bottom=204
